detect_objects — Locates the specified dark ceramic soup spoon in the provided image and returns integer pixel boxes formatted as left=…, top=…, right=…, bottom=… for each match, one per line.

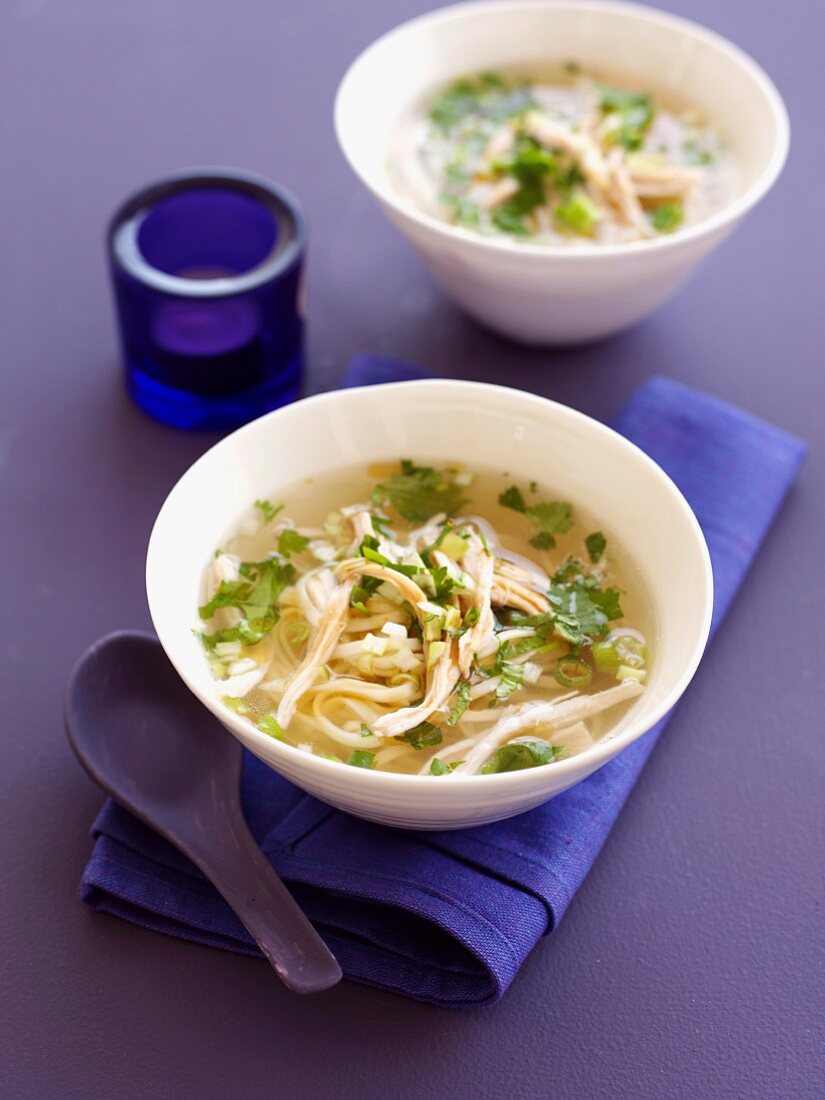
left=65, top=630, right=342, bottom=994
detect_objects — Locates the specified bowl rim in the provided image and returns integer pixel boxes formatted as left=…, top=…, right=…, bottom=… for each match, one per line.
left=146, top=377, right=714, bottom=791
left=333, top=0, right=790, bottom=261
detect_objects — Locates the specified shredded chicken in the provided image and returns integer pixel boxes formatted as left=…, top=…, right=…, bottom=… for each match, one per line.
left=350, top=510, right=374, bottom=545
left=373, top=640, right=462, bottom=738
left=453, top=680, right=644, bottom=775
left=606, top=148, right=654, bottom=236
left=336, top=558, right=431, bottom=614
left=491, top=574, right=550, bottom=616
left=480, top=176, right=520, bottom=210
left=276, top=579, right=354, bottom=728
left=628, top=159, right=702, bottom=199
left=525, top=111, right=613, bottom=196
left=457, top=533, right=495, bottom=675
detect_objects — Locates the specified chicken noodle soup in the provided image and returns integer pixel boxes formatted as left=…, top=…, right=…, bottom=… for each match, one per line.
left=390, top=67, right=735, bottom=245
left=199, top=462, right=651, bottom=776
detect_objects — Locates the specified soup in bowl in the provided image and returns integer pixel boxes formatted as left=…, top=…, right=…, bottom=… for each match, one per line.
left=334, top=1, right=788, bottom=343
left=146, top=380, right=713, bottom=829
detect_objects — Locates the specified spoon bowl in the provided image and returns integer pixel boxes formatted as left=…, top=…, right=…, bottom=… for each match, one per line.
left=66, top=630, right=342, bottom=995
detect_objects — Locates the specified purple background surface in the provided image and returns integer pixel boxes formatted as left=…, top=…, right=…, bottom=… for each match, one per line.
left=1, top=1, right=822, bottom=1097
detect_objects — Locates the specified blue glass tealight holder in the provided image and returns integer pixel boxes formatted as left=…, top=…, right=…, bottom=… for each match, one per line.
left=108, top=168, right=306, bottom=430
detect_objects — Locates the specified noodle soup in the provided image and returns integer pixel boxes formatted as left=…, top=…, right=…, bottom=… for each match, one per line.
left=390, top=66, right=736, bottom=246
left=199, top=462, right=651, bottom=776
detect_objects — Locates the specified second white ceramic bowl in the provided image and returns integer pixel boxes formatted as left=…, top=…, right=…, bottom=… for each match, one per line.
left=335, top=1, right=789, bottom=344
left=146, top=380, right=713, bottom=829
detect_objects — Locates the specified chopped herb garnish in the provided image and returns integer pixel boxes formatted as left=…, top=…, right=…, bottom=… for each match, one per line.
left=372, top=460, right=468, bottom=522
left=481, top=738, right=565, bottom=774
left=598, top=83, right=654, bottom=150
left=683, top=139, right=713, bottom=166
left=429, top=758, right=452, bottom=776
left=552, top=555, right=585, bottom=583
left=585, top=531, right=607, bottom=563
left=650, top=202, right=684, bottom=233
left=257, top=715, right=285, bottom=739
left=548, top=581, right=623, bottom=645
left=499, top=484, right=573, bottom=544
left=394, top=720, right=442, bottom=750
left=526, top=500, right=573, bottom=538
left=555, top=192, right=601, bottom=236
left=530, top=530, right=557, bottom=550
left=278, top=528, right=310, bottom=556
left=254, top=499, right=283, bottom=523
left=429, top=74, right=536, bottom=133
left=350, top=575, right=382, bottom=614
left=360, top=723, right=374, bottom=738
left=199, top=558, right=295, bottom=650
left=495, top=659, right=525, bottom=704
left=447, top=681, right=472, bottom=725
left=222, top=696, right=247, bottom=715
left=347, top=750, right=376, bottom=769
left=555, top=654, right=593, bottom=688
left=499, top=485, right=527, bottom=512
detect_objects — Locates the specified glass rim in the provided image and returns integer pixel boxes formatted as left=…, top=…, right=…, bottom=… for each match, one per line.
left=107, top=167, right=306, bottom=298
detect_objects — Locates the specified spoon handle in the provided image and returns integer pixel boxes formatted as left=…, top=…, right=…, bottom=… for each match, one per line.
left=187, top=813, right=342, bottom=994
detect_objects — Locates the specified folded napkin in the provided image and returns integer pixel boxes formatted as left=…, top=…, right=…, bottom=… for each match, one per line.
left=81, top=357, right=806, bottom=1007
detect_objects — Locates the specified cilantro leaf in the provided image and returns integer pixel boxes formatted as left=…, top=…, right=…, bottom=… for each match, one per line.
left=495, top=660, right=525, bottom=704
left=526, top=500, right=573, bottom=537
left=394, top=721, right=442, bottom=750
left=372, top=461, right=468, bottom=522
left=548, top=581, right=623, bottom=645
left=347, top=750, right=375, bottom=769
left=530, top=530, right=557, bottom=550
left=430, top=758, right=452, bottom=776
left=585, top=531, right=606, bottom=563
left=254, top=499, right=283, bottom=523
left=278, top=528, right=310, bottom=556
left=447, top=681, right=471, bottom=725
left=499, top=485, right=527, bottom=512
left=481, top=739, right=565, bottom=774
left=199, top=558, right=295, bottom=650
left=598, top=84, right=654, bottom=150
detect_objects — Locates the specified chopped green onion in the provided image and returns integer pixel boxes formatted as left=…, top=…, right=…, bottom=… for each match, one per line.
left=592, top=639, right=619, bottom=671
left=257, top=715, right=285, bottom=739
left=555, top=193, right=602, bottom=236
left=650, top=202, right=684, bottom=233
left=555, top=655, right=593, bottom=688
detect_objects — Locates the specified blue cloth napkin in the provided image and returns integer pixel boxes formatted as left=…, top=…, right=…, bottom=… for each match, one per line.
left=81, top=356, right=806, bottom=1007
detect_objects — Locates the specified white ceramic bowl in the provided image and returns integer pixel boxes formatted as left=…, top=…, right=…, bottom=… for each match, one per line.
left=334, top=0, right=789, bottom=344
left=146, top=380, right=713, bottom=829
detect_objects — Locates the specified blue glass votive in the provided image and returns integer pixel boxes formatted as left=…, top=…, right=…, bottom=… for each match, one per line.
left=108, top=169, right=306, bottom=430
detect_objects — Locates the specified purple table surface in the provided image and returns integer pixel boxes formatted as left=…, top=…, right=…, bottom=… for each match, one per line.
left=1, top=1, right=822, bottom=1097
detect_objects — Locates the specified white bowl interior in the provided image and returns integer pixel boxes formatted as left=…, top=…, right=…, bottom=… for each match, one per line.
left=147, top=380, right=711, bottom=785
left=336, top=0, right=787, bottom=211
